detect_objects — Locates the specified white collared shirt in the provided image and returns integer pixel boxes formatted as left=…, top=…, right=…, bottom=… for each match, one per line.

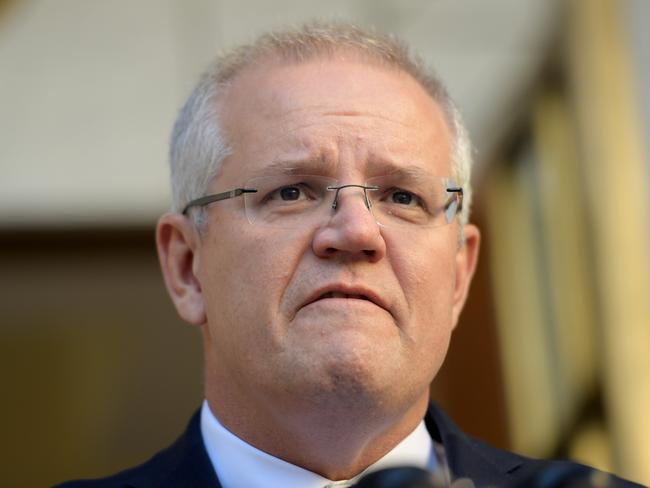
left=200, top=399, right=438, bottom=488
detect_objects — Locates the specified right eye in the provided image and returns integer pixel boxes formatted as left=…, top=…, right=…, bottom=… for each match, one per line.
left=265, top=183, right=314, bottom=203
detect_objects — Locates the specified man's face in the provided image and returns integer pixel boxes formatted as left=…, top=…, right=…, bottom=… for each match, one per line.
left=187, top=57, right=478, bottom=415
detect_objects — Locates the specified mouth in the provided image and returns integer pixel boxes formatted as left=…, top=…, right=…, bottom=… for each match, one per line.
left=300, top=285, right=390, bottom=314
left=317, top=291, right=372, bottom=301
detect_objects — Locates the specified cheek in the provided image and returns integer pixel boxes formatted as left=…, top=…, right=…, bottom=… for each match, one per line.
left=406, top=244, right=457, bottom=374
left=199, top=228, right=304, bottom=351
left=389, top=234, right=457, bottom=335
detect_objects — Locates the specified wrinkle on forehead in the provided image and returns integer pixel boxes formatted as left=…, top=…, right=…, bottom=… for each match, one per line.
left=281, top=108, right=419, bottom=131
left=245, top=150, right=448, bottom=182
left=322, top=110, right=363, bottom=117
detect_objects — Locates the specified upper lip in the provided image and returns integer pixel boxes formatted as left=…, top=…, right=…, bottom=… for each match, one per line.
left=300, top=284, right=390, bottom=312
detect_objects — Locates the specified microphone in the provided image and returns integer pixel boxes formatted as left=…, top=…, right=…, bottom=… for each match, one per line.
left=351, top=464, right=635, bottom=488
left=352, top=467, right=450, bottom=488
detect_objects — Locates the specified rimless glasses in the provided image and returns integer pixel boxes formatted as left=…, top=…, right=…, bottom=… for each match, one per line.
left=182, top=174, right=463, bottom=229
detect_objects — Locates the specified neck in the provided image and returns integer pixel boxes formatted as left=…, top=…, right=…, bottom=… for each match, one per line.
left=204, top=372, right=430, bottom=480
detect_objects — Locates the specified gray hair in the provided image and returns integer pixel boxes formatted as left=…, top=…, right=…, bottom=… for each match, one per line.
left=169, top=22, right=473, bottom=231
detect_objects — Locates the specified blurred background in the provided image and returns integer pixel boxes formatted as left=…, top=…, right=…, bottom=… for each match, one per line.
left=1, top=0, right=649, bottom=486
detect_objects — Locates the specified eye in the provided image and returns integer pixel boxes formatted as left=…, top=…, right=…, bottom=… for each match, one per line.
left=391, top=190, right=415, bottom=205
left=279, top=186, right=302, bottom=201
left=265, top=183, right=314, bottom=203
left=387, top=188, right=423, bottom=208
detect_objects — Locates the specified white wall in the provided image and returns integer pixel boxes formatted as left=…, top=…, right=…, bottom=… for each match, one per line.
left=625, top=0, right=650, bottom=203
left=0, top=0, right=561, bottom=226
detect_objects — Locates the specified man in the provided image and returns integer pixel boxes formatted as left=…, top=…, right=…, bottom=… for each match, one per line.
left=59, top=23, right=641, bottom=488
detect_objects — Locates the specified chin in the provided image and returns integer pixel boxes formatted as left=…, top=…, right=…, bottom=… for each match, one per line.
left=294, top=343, right=417, bottom=412
left=272, top=326, right=438, bottom=413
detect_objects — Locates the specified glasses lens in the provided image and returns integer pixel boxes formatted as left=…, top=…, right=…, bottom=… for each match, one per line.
left=366, top=175, right=461, bottom=228
left=243, top=175, right=336, bottom=228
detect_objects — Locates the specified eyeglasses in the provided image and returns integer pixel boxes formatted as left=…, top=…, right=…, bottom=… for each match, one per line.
left=182, top=174, right=463, bottom=229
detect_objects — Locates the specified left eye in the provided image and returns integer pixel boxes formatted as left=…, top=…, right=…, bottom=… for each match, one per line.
left=279, top=186, right=303, bottom=201
left=391, top=190, right=414, bottom=205
left=388, top=189, right=423, bottom=207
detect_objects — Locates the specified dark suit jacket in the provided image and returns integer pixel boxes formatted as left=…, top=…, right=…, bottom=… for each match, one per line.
left=55, top=403, right=644, bottom=487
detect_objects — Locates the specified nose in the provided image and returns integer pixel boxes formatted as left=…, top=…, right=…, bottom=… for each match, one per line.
left=312, top=185, right=386, bottom=262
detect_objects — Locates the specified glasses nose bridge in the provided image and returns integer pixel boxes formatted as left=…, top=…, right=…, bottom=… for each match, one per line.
left=327, top=183, right=376, bottom=212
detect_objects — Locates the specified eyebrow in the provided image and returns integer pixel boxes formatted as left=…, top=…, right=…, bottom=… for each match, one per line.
left=365, top=160, right=434, bottom=180
left=250, top=157, right=439, bottom=180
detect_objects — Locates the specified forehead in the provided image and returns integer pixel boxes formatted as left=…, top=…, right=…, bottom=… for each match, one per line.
left=218, top=57, right=453, bottom=181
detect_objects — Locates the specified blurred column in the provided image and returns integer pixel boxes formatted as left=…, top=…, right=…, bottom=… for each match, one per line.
left=567, top=0, right=650, bottom=484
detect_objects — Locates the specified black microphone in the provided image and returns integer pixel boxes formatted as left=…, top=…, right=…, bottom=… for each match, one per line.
left=352, top=466, right=449, bottom=488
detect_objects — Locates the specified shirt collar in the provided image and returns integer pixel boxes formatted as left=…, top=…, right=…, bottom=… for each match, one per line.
left=200, top=399, right=437, bottom=488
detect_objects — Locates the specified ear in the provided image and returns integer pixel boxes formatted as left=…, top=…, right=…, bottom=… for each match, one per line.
left=156, top=213, right=206, bottom=325
left=451, top=224, right=480, bottom=327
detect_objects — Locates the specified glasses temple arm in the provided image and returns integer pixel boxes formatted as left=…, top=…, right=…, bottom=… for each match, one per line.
left=182, top=188, right=257, bottom=215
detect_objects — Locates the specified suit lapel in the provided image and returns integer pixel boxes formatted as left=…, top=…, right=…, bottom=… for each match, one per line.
left=126, top=410, right=222, bottom=488
left=425, top=403, right=526, bottom=486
